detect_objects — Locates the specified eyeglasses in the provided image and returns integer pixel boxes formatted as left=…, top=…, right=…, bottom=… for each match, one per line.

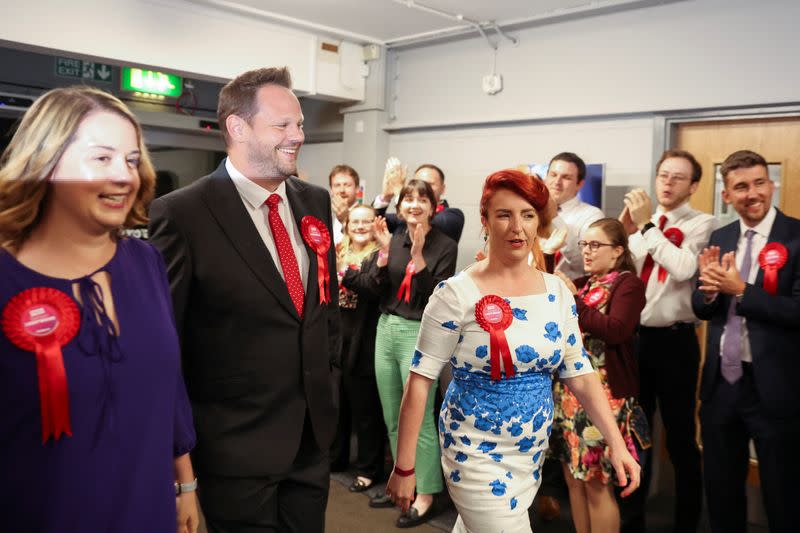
left=578, top=240, right=616, bottom=252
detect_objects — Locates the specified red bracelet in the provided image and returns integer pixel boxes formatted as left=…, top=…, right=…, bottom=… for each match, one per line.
left=393, top=465, right=415, bottom=477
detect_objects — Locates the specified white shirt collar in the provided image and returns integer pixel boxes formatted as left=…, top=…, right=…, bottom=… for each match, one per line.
left=739, top=205, right=777, bottom=239
left=559, top=195, right=581, bottom=211
left=656, top=200, right=692, bottom=224
left=226, top=157, right=288, bottom=209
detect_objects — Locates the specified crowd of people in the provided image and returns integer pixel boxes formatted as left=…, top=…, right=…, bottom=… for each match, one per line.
left=0, top=64, right=797, bottom=533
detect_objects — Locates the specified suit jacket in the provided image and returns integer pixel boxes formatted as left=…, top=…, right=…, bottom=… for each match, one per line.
left=376, top=199, right=465, bottom=243
left=691, top=209, right=800, bottom=418
left=148, top=162, right=341, bottom=477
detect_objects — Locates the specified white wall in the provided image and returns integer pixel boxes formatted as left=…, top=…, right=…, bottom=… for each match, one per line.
left=297, top=141, right=344, bottom=190
left=389, top=0, right=800, bottom=129
left=389, top=117, right=655, bottom=270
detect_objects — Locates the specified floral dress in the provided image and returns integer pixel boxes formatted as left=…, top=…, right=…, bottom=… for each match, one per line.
left=551, top=271, right=650, bottom=484
left=411, top=272, right=594, bottom=533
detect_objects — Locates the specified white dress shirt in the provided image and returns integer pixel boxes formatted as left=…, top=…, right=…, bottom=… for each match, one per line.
left=226, top=158, right=309, bottom=289
left=556, top=195, right=604, bottom=279
left=629, top=201, right=716, bottom=327
left=719, top=206, right=777, bottom=363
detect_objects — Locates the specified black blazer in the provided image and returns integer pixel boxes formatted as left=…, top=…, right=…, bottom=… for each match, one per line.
left=691, top=209, right=800, bottom=418
left=148, top=162, right=341, bottom=477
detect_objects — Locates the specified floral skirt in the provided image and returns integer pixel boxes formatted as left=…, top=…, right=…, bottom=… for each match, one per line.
left=551, top=367, right=650, bottom=484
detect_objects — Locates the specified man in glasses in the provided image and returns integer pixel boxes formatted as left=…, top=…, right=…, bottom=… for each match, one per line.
left=618, top=149, right=715, bottom=532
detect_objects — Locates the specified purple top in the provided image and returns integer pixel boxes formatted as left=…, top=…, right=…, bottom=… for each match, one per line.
left=0, top=237, right=195, bottom=533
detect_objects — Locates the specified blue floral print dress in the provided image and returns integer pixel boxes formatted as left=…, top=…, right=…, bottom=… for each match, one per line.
left=411, top=272, right=593, bottom=533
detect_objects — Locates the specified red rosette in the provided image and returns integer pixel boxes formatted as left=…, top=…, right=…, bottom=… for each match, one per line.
left=657, top=227, right=685, bottom=283
left=758, top=242, right=788, bottom=295
left=1, top=287, right=80, bottom=443
left=396, top=260, right=416, bottom=303
left=474, top=295, right=515, bottom=381
left=301, top=216, right=332, bottom=304
left=582, top=286, right=610, bottom=308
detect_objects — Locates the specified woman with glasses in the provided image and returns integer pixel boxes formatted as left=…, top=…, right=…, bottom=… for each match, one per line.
left=331, top=205, right=386, bottom=492
left=553, top=218, right=649, bottom=533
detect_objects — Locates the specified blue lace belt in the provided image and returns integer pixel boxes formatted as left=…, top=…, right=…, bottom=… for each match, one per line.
left=451, top=367, right=552, bottom=394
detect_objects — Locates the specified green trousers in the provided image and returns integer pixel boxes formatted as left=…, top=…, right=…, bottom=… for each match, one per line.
left=374, top=313, right=443, bottom=494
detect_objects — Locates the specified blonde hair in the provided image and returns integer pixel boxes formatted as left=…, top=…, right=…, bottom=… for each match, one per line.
left=0, top=86, right=155, bottom=252
left=336, top=205, right=379, bottom=271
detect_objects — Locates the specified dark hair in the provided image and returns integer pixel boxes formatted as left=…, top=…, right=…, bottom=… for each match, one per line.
left=415, top=163, right=445, bottom=183
left=720, top=150, right=768, bottom=184
left=328, top=164, right=360, bottom=187
left=397, top=179, right=437, bottom=221
left=217, top=67, right=292, bottom=146
left=656, top=149, right=702, bottom=183
left=588, top=218, right=637, bottom=274
left=548, top=152, right=586, bottom=183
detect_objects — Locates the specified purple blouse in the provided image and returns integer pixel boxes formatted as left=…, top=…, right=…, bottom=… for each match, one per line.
left=0, top=237, right=195, bottom=532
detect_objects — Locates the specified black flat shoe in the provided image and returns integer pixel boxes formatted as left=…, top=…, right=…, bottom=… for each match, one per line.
left=369, top=493, right=394, bottom=508
left=349, top=477, right=373, bottom=493
left=396, top=505, right=436, bottom=528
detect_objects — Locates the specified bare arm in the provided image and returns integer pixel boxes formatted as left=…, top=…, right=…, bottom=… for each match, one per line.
left=385, top=372, right=435, bottom=512
left=174, top=453, right=199, bottom=533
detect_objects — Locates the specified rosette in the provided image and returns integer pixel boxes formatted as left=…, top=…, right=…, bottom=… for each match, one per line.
left=396, top=260, right=416, bottom=303
left=2, top=287, right=80, bottom=443
left=758, top=242, right=788, bottom=295
left=582, top=286, right=610, bottom=308
left=301, top=216, right=332, bottom=304
left=475, top=295, right=515, bottom=381
left=658, top=227, right=684, bottom=282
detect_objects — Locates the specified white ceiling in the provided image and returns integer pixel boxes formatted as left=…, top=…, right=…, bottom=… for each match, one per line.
left=190, top=0, right=681, bottom=47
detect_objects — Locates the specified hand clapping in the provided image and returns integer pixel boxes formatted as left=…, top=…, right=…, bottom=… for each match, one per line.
left=623, top=189, right=654, bottom=230
left=697, top=246, right=746, bottom=296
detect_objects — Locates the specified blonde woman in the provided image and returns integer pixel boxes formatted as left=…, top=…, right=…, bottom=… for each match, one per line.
left=331, top=205, right=387, bottom=490
left=0, top=87, right=197, bottom=533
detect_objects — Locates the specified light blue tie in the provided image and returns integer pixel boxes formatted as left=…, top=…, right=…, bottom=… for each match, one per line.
left=720, top=229, right=755, bottom=384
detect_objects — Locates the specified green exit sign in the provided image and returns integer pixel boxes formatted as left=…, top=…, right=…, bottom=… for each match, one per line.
left=121, top=68, right=182, bottom=97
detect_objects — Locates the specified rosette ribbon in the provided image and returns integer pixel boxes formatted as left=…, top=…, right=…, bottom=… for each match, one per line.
left=582, top=286, right=610, bottom=308
left=2, top=287, right=80, bottom=443
left=301, top=216, right=332, bottom=304
left=396, top=260, right=416, bottom=303
left=657, top=227, right=684, bottom=282
left=475, top=295, right=515, bottom=381
left=758, top=242, right=788, bottom=295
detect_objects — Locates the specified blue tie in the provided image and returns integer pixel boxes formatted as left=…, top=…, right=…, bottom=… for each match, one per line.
left=720, top=229, right=755, bottom=384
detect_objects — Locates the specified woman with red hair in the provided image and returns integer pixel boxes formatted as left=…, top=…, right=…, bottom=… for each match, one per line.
left=386, top=169, right=639, bottom=532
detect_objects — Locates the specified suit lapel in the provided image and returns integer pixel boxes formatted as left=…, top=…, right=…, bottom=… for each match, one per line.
left=201, top=164, right=301, bottom=321
left=286, top=177, right=322, bottom=310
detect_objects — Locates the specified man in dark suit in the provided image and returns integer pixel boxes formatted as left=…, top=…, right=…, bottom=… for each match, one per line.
left=373, top=161, right=465, bottom=242
left=149, top=67, right=340, bottom=533
left=692, top=150, right=800, bottom=533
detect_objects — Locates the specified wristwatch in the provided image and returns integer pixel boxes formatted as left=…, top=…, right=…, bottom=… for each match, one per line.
left=175, top=478, right=198, bottom=496
left=640, top=222, right=656, bottom=235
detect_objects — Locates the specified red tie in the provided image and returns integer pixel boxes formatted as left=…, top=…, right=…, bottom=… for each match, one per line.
left=266, top=194, right=305, bottom=318
left=639, top=214, right=668, bottom=286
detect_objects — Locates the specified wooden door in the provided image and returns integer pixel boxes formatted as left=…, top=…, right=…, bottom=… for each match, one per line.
left=676, top=117, right=800, bottom=218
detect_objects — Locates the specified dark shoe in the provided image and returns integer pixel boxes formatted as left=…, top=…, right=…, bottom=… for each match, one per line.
left=349, top=477, right=373, bottom=493
left=369, top=493, right=394, bottom=508
left=396, top=504, right=436, bottom=528
left=537, top=495, right=561, bottom=522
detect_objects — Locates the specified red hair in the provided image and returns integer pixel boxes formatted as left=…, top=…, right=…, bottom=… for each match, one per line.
left=480, top=169, right=551, bottom=269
